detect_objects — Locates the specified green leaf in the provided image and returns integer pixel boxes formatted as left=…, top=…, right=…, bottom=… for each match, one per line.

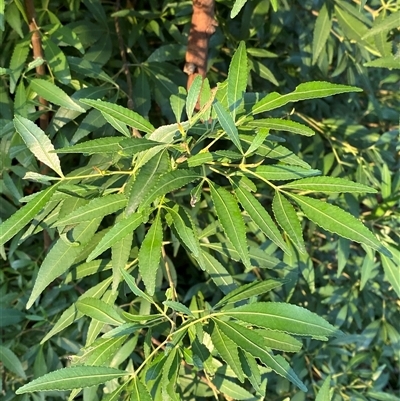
left=213, top=100, right=243, bottom=153
left=214, top=319, right=307, bottom=391
left=67, top=56, right=115, bottom=84
left=41, top=277, right=112, bottom=343
left=120, top=268, right=154, bottom=304
left=250, top=165, right=320, bottom=181
left=243, top=129, right=269, bottom=156
left=27, top=218, right=102, bottom=309
left=43, top=37, right=71, bottom=84
left=312, top=3, right=332, bottom=64
left=247, top=118, right=314, bottom=136
left=102, top=112, right=131, bottom=137
left=224, top=302, right=340, bottom=339
left=9, top=37, right=30, bottom=93
left=15, top=366, right=127, bottom=393
left=138, top=211, right=163, bottom=295
left=29, top=79, right=85, bottom=112
left=381, top=251, right=400, bottom=297
left=161, top=347, right=180, bottom=401
left=210, top=322, right=245, bottom=382
left=112, top=231, right=133, bottom=292
left=53, top=194, right=126, bottom=226
left=227, top=41, right=247, bottom=119
left=255, top=329, right=302, bottom=352
left=163, top=300, right=194, bottom=317
left=119, top=138, right=164, bottom=156
left=364, top=56, right=400, bottom=69
left=131, top=377, right=153, bottom=401
left=166, top=206, right=202, bottom=259
left=170, top=87, right=186, bottom=123
left=234, top=185, right=289, bottom=254
left=55, top=137, right=123, bottom=154
left=71, top=109, right=107, bottom=144
left=0, top=0, right=4, bottom=31
left=289, top=194, right=390, bottom=256
left=316, top=375, right=332, bottom=401
left=186, top=75, right=203, bottom=121
left=126, top=150, right=169, bottom=215
left=240, top=135, right=311, bottom=169
left=252, top=81, right=362, bottom=115
left=188, top=152, right=214, bottom=167
left=80, top=99, right=155, bottom=134
left=281, top=176, right=377, bottom=193
left=210, top=183, right=250, bottom=268
left=76, top=297, right=124, bottom=325
left=139, top=169, right=201, bottom=211
left=231, top=0, right=247, bottom=18
left=238, top=350, right=265, bottom=396
left=14, top=115, right=63, bottom=177
left=87, top=213, right=143, bottom=262
left=214, top=279, right=287, bottom=309
left=362, top=10, right=400, bottom=39
left=0, top=345, right=27, bottom=379
left=272, top=191, right=305, bottom=253
left=198, top=250, right=237, bottom=294
left=0, top=183, right=59, bottom=247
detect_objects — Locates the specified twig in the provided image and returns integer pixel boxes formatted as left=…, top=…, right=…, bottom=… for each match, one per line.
left=184, top=0, right=217, bottom=92
left=24, top=0, right=51, bottom=251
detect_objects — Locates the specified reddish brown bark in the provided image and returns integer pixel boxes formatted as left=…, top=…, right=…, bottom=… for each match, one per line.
left=184, top=0, right=217, bottom=90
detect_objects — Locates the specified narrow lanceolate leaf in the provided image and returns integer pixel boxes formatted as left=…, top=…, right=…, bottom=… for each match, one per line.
left=214, top=279, right=286, bottom=309
left=138, top=212, right=163, bottom=296
left=272, top=192, right=305, bottom=253
left=0, top=345, right=27, bottom=379
left=166, top=206, right=202, bottom=259
left=227, top=41, right=247, bottom=119
left=255, top=329, right=302, bottom=352
left=362, top=10, right=400, bottom=39
left=43, top=37, right=71, bottom=84
left=224, top=302, right=340, bottom=339
left=312, top=3, right=332, bottom=64
left=289, top=194, right=390, bottom=256
left=247, top=118, right=314, bottom=136
left=186, top=75, right=203, bottom=120
left=53, top=194, right=127, bottom=226
left=15, top=366, right=127, bottom=393
left=163, top=301, right=194, bottom=317
left=281, top=176, right=377, bottom=193
left=119, top=268, right=154, bottom=304
left=14, top=115, right=63, bottom=176
left=214, top=100, right=243, bottom=153
left=29, top=79, right=85, bottom=112
left=211, top=322, right=245, bottom=382
left=87, top=213, right=143, bottom=262
left=252, top=81, right=362, bottom=115
left=80, top=99, right=155, bottom=134
left=76, top=297, right=124, bottom=325
left=210, top=183, right=250, bottom=268
left=382, top=253, right=400, bottom=298
left=126, top=151, right=169, bottom=216
left=41, top=277, right=112, bottom=343
left=102, top=113, right=130, bottom=138
left=27, top=218, right=102, bottom=309
left=316, top=375, right=332, bottom=401
left=0, top=183, right=59, bottom=247
left=199, top=250, right=237, bottom=295
left=119, top=138, right=164, bottom=156
left=131, top=377, right=152, bottom=401
left=55, top=137, right=123, bottom=154
left=138, top=170, right=201, bottom=212
left=249, top=165, right=320, bottom=181
left=214, top=319, right=307, bottom=392
left=241, top=135, right=311, bottom=169
left=234, top=186, right=289, bottom=254
left=231, top=0, right=247, bottom=18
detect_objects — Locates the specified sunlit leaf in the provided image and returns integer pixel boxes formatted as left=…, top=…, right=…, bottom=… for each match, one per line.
left=252, top=81, right=362, bottom=115
left=312, top=3, right=332, bottom=64
left=76, top=297, right=124, bottom=325
left=138, top=211, right=163, bottom=295
left=14, top=115, right=63, bottom=176
left=247, top=118, right=314, bottom=136
left=289, top=194, right=390, bottom=256
left=15, top=366, right=127, bottom=393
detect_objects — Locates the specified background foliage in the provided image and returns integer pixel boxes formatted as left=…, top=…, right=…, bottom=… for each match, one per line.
left=0, top=0, right=399, bottom=400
